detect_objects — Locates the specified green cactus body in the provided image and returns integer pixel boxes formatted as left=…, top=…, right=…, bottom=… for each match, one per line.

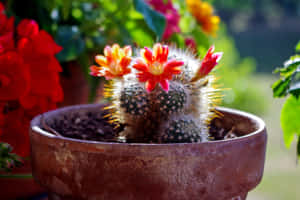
left=104, top=47, right=221, bottom=143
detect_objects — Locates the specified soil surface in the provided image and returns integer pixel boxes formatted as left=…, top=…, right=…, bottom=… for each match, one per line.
left=47, top=110, right=120, bottom=142
left=44, top=110, right=237, bottom=143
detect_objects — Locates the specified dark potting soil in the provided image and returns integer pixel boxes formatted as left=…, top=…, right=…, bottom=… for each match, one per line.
left=44, top=110, right=237, bottom=143
left=46, top=110, right=121, bottom=142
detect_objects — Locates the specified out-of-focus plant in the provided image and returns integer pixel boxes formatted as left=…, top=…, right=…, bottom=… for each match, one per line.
left=214, top=27, right=267, bottom=114
left=0, top=143, right=22, bottom=172
left=4, top=0, right=267, bottom=114
left=0, top=3, right=63, bottom=159
left=272, top=40, right=300, bottom=158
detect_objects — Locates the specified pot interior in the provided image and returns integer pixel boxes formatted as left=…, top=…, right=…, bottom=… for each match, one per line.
left=31, top=104, right=265, bottom=144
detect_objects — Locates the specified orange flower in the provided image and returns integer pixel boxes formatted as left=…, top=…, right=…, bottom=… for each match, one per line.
left=186, top=0, right=220, bottom=37
left=90, top=44, right=132, bottom=80
left=191, top=45, right=223, bottom=82
left=133, top=43, right=184, bottom=92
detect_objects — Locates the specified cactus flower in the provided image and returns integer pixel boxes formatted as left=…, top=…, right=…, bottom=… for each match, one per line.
left=90, top=44, right=132, bottom=80
left=133, top=43, right=184, bottom=92
left=191, top=45, right=222, bottom=82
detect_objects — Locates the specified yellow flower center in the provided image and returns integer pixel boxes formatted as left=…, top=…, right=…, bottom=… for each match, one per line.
left=109, top=61, right=122, bottom=75
left=149, top=62, right=164, bottom=75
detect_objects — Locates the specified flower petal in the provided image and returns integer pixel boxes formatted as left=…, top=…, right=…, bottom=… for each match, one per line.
left=89, top=65, right=103, bottom=76
left=160, top=79, right=169, bottom=92
left=95, top=55, right=107, bottom=66
left=112, top=44, right=121, bottom=60
left=145, top=80, right=157, bottom=92
left=133, top=59, right=148, bottom=72
left=164, top=60, right=184, bottom=73
left=214, top=52, right=223, bottom=62
left=123, top=45, right=132, bottom=57
left=160, top=45, right=169, bottom=63
left=153, top=43, right=163, bottom=61
left=104, top=45, right=113, bottom=62
left=141, top=47, right=153, bottom=63
left=119, top=57, right=131, bottom=68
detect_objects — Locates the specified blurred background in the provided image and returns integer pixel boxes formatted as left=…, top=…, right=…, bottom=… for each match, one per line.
left=215, top=1, right=300, bottom=199
left=1, top=0, right=300, bottom=199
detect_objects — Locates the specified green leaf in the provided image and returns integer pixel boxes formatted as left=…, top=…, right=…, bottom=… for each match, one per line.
left=126, top=19, right=155, bottom=46
left=272, top=78, right=291, bottom=98
left=133, top=0, right=166, bottom=40
left=0, top=143, right=22, bottom=172
left=297, top=136, right=300, bottom=159
left=288, top=71, right=300, bottom=98
left=273, top=58, right=300, bottom=78
left=280, top=95, right=300, bottom=148
left=191, top=27, right=210, bottom=50
left=55, top=26, right=85, bottom=62
left=289, top=83, right=300, bottom=99
left=296, top=40, right=300, bottom=52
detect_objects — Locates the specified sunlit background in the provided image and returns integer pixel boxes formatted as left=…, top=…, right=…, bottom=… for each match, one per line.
left=214, top=1, right=300, bottom=199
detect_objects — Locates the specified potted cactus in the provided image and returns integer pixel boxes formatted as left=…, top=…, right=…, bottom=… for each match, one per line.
left=30, top=43, right=267, bottom=200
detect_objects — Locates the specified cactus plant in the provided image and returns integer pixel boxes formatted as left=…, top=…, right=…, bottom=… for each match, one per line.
left=90, top=43, right=223, bottom=143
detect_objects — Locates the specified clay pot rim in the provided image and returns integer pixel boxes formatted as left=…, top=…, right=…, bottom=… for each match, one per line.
left=30, top=104, right=266, bottom=146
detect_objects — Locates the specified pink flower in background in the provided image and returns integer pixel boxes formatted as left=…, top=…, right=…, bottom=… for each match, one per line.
left=185, top=37, right=197, bottom=53
left=147, top=0, right=180, bottom=40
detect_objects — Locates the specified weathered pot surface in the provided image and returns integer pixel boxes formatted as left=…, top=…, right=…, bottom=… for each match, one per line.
left=30, top=104, right=267, bottom=200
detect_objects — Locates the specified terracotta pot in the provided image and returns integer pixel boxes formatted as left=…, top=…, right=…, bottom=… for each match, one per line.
left=0, top=160, right=45, bottom=200
left=30, top=104, right=267, bottom=200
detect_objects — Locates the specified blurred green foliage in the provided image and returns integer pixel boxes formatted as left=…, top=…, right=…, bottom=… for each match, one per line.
left=3, top=0, right=268, bottom=114
left=0, top=143, right=22, bottom=172
left=215, top=27, right=267, bottom=114
left=272, top=40, right=300, bottom=158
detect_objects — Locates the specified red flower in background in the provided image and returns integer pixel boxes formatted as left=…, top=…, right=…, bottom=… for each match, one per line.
left=133, top=43, right=183, bottom=92
left=17, top=19, right=39, bottom=39
left=147, top=0, right=180, bottom=40
left=0, top=52, right=30, bottom=101
left=0, top=4, right=14, bottom=53
left=0, top=3, right=4, bottom=12
left=0, top=4, right=63, bottom=157
left=17, top=19, right=63, bottom=116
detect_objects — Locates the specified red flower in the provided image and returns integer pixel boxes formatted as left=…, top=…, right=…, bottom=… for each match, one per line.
left=0, top=5, right=63, bottom=158
left=0, top=9, right=15, bottom=52
left=17, top=20, right=63, bottom=110
left=191, top=45, right=222, bottom=82
left=0, top=3, right=4, bottom=13
left=133, top=43, right=183, bottom=92
left=23, top=97, right=57, bottom=118
left=0, top=52, right=30, bottom=101
left=17, top=19, right=39, bottom=39
left=0, top=108, right=31, bottom=157
left=0, top=104, right=4, bottom=136
left=90, top=44, right=132, bottom=80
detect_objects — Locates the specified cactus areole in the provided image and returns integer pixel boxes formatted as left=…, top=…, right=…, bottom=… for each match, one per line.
left=90, top=43, right=223, bottom=143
